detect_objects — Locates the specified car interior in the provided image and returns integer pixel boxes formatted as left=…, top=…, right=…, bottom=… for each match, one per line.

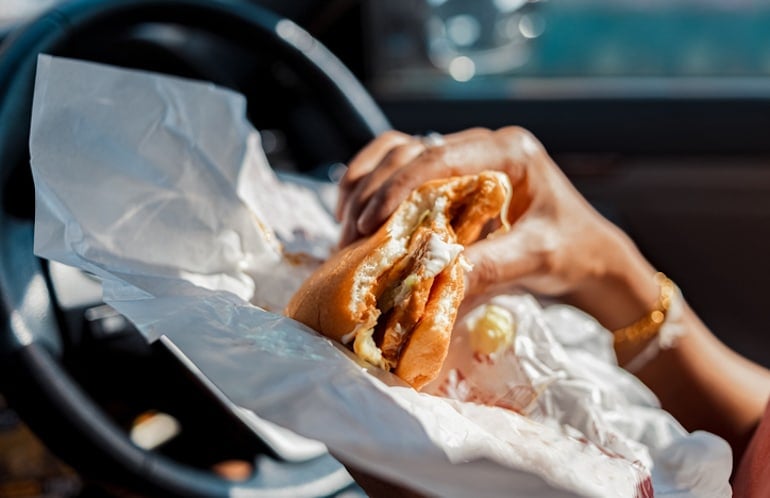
left=1, top=0, right=769, bottom=496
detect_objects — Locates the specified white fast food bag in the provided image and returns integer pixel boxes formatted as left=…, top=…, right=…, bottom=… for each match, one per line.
left=30, top=55, right=731, bottom=497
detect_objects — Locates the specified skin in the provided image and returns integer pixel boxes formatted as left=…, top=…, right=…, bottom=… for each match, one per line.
left=337, top=127, right=770, bottom=481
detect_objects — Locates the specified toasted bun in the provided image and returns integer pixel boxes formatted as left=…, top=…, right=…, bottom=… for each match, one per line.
left=286, top=171, right=510, bottom=389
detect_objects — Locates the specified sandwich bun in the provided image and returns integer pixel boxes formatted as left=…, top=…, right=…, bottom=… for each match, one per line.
left=286, top=171, right=510, bottom=389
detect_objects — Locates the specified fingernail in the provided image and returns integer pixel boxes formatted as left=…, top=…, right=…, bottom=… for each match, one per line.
left=357, top=202, right=376, bottom=236
left=338, top=222, right=354, bottom=248
left=335, top=195, right=349, bottom=222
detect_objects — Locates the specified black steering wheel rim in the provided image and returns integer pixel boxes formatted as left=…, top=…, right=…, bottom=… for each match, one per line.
left=0, top=1, right=389, bottom=496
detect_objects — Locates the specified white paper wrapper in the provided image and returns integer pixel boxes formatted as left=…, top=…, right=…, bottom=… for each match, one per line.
left=30, top=55, right=732, bottom=497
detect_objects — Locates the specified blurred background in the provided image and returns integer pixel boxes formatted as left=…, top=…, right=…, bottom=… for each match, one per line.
left=272, top=0, right=770, bottom=369
left=2, top=0, right=770, bottom=496
left=370, top=0, right=770, bottom=82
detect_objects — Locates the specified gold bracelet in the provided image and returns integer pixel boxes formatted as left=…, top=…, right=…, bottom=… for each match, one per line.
left=613, top=272, right=676, bottom=347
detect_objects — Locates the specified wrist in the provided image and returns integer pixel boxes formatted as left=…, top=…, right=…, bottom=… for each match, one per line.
left=613, top=272, right=680, bottom=368
left=564, top=226, right=659, bottom=333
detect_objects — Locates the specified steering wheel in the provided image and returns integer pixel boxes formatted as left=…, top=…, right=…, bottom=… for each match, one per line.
left=0, top=0, right=389, bottom=496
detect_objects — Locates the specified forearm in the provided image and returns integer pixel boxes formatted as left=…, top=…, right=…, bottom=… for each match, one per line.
left=562, top=223, right=661, bottom=337
left=565, top=227, right=770, bottom=460
left=635, top=306, right=770, bottom=461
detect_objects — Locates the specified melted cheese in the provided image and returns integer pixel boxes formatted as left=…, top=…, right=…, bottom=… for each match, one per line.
left=423, top=233, right=463, bottom=277
left=353, top=327, right=388, bottom=369
left=498, top=173, right=513, bottom=231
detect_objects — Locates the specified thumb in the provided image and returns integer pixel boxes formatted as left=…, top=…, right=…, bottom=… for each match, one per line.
left=462, top=229, right=543, bottom=297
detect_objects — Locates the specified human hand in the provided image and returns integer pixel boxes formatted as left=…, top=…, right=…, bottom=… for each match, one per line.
left=336, top=128, right=770, bottom=481
left=336, top=127, right=659, bottom=331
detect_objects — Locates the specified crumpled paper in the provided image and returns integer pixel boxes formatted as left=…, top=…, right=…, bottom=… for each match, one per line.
left=30, top=55, right=732, bottom=497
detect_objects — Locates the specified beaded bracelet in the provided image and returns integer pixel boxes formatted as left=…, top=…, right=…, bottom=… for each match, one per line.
left=613, top=272, right=675, bottom=347
left=614, top=272, right=685, bottom=372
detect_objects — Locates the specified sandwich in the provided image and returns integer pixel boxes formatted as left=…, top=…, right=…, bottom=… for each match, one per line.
left=285, top=171, right=511, bottom=389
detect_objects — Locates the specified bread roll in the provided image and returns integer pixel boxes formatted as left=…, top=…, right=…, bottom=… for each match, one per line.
left=286, top=171, right=510, bottom=389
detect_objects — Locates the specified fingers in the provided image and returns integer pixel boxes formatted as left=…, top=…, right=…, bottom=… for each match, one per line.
left=338, top=128, right=493, bottom=247
left=337, top=126, right=544, bottom=248
left=334, top=125, right=607, bottom=302
left=338, top=128, right=490, bottom=218
left=354, top=130, right=514, bottom=237
left=339, top=140, right=425, bottom=246
left=334, top=126, right=563, bottom=301
left=462, top=224, right=545, bottom=297
left=336, top=130, right=412, bottom=220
